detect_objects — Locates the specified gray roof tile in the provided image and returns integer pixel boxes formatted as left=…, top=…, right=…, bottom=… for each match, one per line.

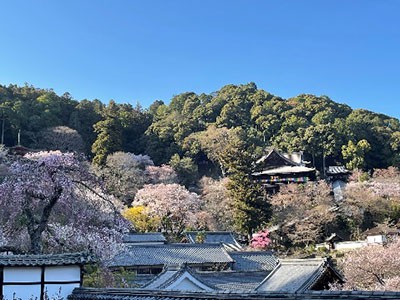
left=229, top=251, right=278, bottom=271
left=69, top=288, right=400, bottom=300
left=256, top=258, right=329, bottom=292
left=327, top=166, right=350, bottom=175
left=123, top=233, right=167, bottom=243
left=0, top=252, right=95, bottom=266
left=185, top=232, right=242, bottom=251
left=109, top=244, right=234, bottom=267
left=196, top=271, right=270, bottom=291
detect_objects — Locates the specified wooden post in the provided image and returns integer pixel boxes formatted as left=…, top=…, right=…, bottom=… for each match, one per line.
left=40, top=266, right=45, bottom=300
left=0, top=267, right=4, bottom=300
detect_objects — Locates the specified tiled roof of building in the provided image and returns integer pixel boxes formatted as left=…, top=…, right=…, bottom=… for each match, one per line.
left=255, top=149, right=301, bottom=167
left=327, top=166, right=350, bottom=175
left=196, top=271, right=269, bottom=291
left=0, top=252, right=95, bottom=267
left=69, top=288, right=400, bottom=300
left=123, top=233, right=167, bottom=244
left=255, top=258, right=334, bottom=292
left=143, top=265, right=268, bottom=292
left=252, top=165, right=315, bottom=176
left=230, top=251, right=278, bottom=271
left=143, top=266, right=214, bottom=291
left=185, top=232, right=242, bottom=250
left=109, top=244, right=234, bottom=267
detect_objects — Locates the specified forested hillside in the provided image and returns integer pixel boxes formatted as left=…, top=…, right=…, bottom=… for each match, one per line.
left=1, top=82, right=399, bottom=176
left=2, top=82, right=400, bottom=285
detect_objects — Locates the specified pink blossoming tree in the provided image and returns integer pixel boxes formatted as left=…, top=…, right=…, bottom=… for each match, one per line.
left=134, top=183, right=202, bottom=240
left=0, top=151, right=130, bottom=259
left=339, top=239, right=400, bottom=291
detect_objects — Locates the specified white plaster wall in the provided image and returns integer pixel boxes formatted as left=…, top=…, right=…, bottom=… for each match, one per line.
left=3, top=267, right=41, bottom=282
left=45, top=265, right=80, bottom=281
left=335, top=241, right=367, bottom=250
left=45, top=283, right=80, bottom=299
left=3, top=284, right=41, bottom=300
left=367, top=235, right=386, bottom=244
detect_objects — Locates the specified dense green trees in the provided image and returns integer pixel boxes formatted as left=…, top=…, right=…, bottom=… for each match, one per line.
left=1, top=82, right=400, bottom=236
left=2, top=82, right=398, bottom=173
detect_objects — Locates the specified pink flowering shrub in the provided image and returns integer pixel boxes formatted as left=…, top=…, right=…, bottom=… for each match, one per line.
left=251, top=229, right=271, bottom=249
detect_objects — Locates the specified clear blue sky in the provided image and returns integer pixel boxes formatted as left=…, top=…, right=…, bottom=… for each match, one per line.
left=1, top=1, right=399, bottom=119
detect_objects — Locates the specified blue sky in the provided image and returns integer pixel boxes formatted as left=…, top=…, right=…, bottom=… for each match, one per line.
left=1, top=1, right=399, bottom=119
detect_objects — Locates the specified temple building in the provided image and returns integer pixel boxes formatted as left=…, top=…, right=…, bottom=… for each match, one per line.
left=252, top=149, right=316, bottom=192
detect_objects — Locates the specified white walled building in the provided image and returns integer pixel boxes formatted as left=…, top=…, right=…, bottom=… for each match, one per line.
left=0, top=252, right=94, bottom=300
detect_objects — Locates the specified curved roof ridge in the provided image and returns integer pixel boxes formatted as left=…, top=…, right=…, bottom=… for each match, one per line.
left=256, top=149, right=301, bottom=166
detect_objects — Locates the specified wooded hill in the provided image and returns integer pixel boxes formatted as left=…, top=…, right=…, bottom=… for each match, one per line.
left=1, top=82, right=399, bottom=177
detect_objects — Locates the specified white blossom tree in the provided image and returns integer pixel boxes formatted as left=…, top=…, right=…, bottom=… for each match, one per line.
left=339, top=239, right=400, bottom=291
left=200, top=176, right=234, bottom=231
left=95, top=151, right=154, bottom=205
left=134, top=183, right=202, bottom=240
left=0, top=151, right=130, bottom=258
left=34, top=126, right=86, bottom=153
left=145, top=164, right=178, bottom=184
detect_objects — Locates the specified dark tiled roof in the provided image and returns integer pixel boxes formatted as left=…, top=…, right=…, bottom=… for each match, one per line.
left=143, top=265, right=266, bottom=292
left=230, top=251, right=278, bottom=271
left=255, top=149, right=301, bottom=167
left=123, top=233, right=167, bottom=243
left=196, top=271, right=269, bottom=291
left=327, top=166, right=350, bottom=175
left=252, top=166, right=315, bottom=176
left=143, top=269, right=184, bottom=290
left=185, top=232, right=242, bottom=250
left=143, top=266, right=214, bottom=291
left=256, top=258, right=333, bottom=292
left=109, top=244, right=234, bottom=267
left=0, top=252, right=95, bottom=267
left=69, top=288, right=400, bottom=300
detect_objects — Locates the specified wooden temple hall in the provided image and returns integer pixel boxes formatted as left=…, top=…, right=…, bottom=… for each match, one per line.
left=251, top=149, right=316, bottom=191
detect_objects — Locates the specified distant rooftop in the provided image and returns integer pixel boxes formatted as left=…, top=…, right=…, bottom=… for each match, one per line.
left=252, top=165, right=315, bottom=176
left=109, top=243, right=234, bottom=268
left=123, top=233, right=167, bottom=244
left=230, top=251, right=278, bottom=272
left=327, top=166, right=350, bottom=175
left=185, top=231, right=242, bottom=250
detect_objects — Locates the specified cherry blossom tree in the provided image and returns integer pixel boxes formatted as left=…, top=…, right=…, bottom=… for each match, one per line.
left=133, top=183, right=202, bottom=240
left=95, top=151, right=154, bottom=205
left=145, top=164, right=178, bottom=184
left=0, top=151, right=130, bottom=257
left=34, top=126, right=85, bottom=153
left=269, top=181, right=336, bottom=247
left=200, top=176, right=234, bottom=231
left=339, top=239, right=400, bottom=291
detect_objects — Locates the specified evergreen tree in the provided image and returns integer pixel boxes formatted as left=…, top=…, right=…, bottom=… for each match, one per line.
left=224, top=128, right=271, bottom=239
left=92, top=100, right=123, bottom=166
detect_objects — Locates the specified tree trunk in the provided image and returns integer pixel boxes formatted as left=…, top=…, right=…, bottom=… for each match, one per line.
left=25, top=186, right=63, bottom=254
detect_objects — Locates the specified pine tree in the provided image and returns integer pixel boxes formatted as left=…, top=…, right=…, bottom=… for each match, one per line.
left=92, top=100, right=123, bottom=166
